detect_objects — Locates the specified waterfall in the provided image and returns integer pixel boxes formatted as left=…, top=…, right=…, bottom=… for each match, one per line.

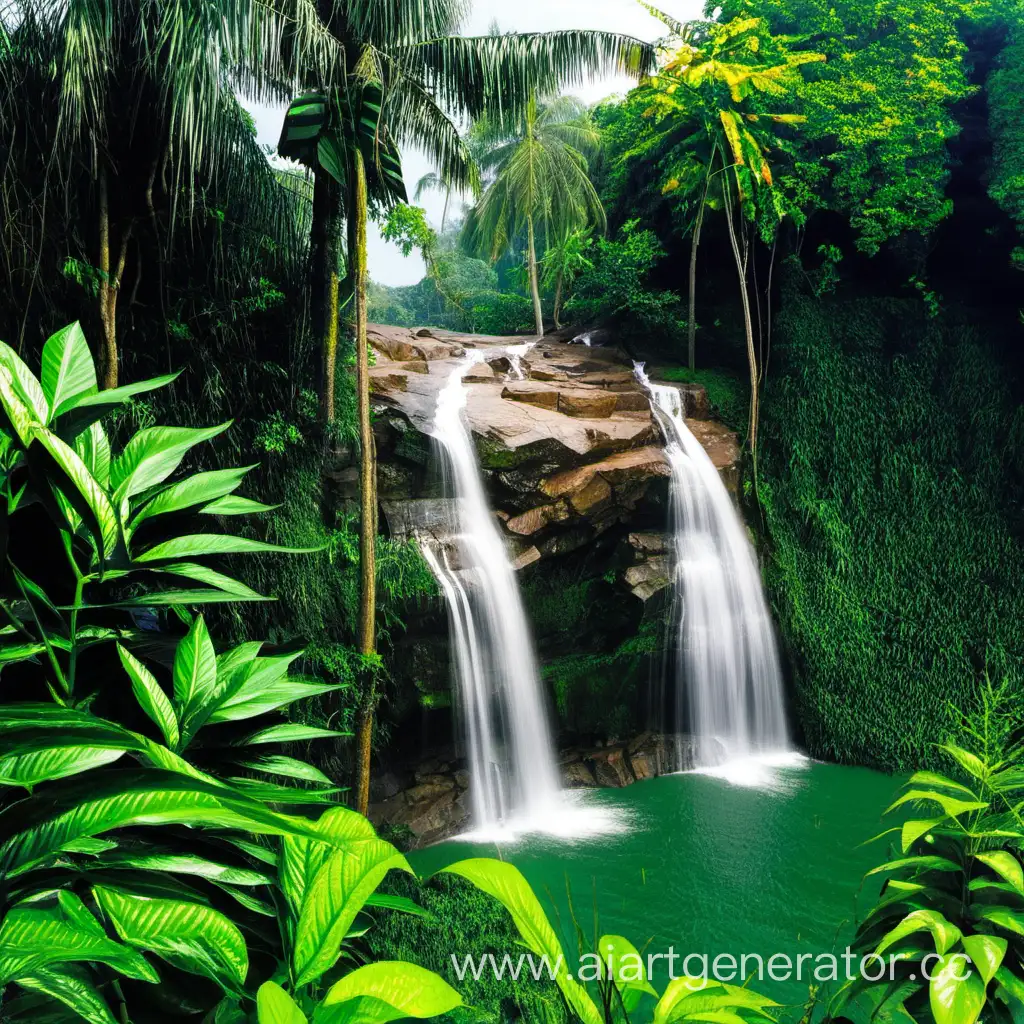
left=422, top=349, right=561, bottom=830
left=635, top=364, right=791, bottom=771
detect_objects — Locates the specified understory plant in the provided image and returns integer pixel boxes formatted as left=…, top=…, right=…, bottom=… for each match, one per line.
left=438, top=859, right=778, bottom=1024
left=0, top=325, right=461, bottom=1022
left=833, top=680, right=1024, bottom=1024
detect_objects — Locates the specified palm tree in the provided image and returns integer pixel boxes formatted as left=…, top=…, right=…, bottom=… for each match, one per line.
left=280, top=9, right=653, bottom=813
left=464, top=95, right=607, bottom=336
left=0, top=0, right=341, bottom=387
left=541, top=227, right=594, bottom=329
left=643, top=10, right=822, bottom=466
left=415, top=171, right=458, bottom=233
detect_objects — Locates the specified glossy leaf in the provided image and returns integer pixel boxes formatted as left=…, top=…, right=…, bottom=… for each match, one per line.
left=975, top=851, right=1024, bottom=895
left=293, top=838, right=411, bottom=986
left=241, top=724, right=350, bottom=745
left=0, top=746, right=125, bottom=788
left=118, top=644, right=179, bottom=748
left=173, top=615, right=218, bottom=745
left=131, top=465, right=257, bottom=525
left=13, top=965, right=120, bottom=1024
left=0, top=340, right=49, bottom=425
left=94, top=885, right=249, bottom=991
left=929, top=952, right=986, bottom=1024
left=598, top=933, right=658, bottom=1012
left=440, top=858, right=603, bottom=1024
left=41, top=322, right=97, bottom=419
left=136, top=533, right=322, bottom=562
left=876, top=909, right=962, bottom=956
left=257, top=981, right=308, bottom=1024
left=962, top=934, right=1006, bottom=986
left=315, top=961, right=462, bottom=1024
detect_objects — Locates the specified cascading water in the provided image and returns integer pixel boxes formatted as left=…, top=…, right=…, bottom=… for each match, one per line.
left=635, top=364, right=792, bottom=775
left=421, top=348, right=561, bottom=830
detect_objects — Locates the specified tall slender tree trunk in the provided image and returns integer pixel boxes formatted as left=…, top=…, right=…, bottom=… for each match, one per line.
left=351, top=149, right=377, bottom=817
left=311, top=169, right=343, bottom=422
left=688, top=180, right=709, bottom=371
left=553, top=272, right=563, bottom=330
left=527, top=215, right=544, bottom=337
left=97, top=165, right=132, bottom=390
left=723, top=175, right=759, bottom=475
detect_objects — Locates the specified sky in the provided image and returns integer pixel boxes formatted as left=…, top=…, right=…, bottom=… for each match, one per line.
left=245, top=0, right=700, bottom=286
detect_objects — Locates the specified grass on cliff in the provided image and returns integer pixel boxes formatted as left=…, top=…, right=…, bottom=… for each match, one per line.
left=760, top=287, right=1024, bottom=769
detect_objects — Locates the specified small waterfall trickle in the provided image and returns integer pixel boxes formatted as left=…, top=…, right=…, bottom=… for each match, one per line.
left=422, top=349, right=561, bottom=830
left=635, top=364, right=791, bottom=773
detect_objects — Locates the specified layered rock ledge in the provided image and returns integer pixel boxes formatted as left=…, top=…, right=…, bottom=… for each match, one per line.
left=354, top=324, right=741, bottom=600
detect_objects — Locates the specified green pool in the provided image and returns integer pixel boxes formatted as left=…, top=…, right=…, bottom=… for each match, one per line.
left=412, top=758, right=903, bottom=1009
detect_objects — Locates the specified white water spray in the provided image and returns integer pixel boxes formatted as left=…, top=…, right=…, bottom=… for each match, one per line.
left=635, top=364, right=791, bottom=770
left=422, top=350, right=561, bottom=830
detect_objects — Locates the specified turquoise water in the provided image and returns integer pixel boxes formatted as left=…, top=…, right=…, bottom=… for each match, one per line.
left=413, top=760, right=902, bottom=1009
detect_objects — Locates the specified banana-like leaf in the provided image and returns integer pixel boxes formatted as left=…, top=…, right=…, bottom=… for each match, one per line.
left=292, top=838, right=413, bottom=986
left=279, top=806, right=381, bottom=915
left=130, top=465, right=257, bottom=527
left=0, top=890, right=157, bottom=984
left=598, top=933, right=658, bottom=1012
left=73, top=421, right=111, bottom=489
left=54, top=372, right=181, bottom=439
left=0, top=746, right=126, bottom=788
left=118, top=644, right=179, bottom=748
left=98, top=850, right=270, bottom=886
left=111, top=423, right=232, bottom=511
left=240, top=724, right=350, bottom=745
left=236, top=756, right=335, bottom=787
left=94, top=885, right=249, bottom=992
left=41, top=323, right=98, bottom=420
left=315, top=962, right=462, bottom=1024
left=11, top=964, right=120, bottom=1024
left=153, top=562, right=268, bottom=600
left=173, top=615, right=218, bottom=745
left=257, top=981, right=308, bottom=1024
left=136, top=534, right=322, bottom=562
left=439, top=858, right=602, bottom=1024
left=0, top=364, right=40, bottom=446
left=0, top=769, right=325, bottom=878
left=27, top=425, right=119, bottom=561
left=201, top=495, right=279, bottom=515
left=0, top=342, right=49, bottom=426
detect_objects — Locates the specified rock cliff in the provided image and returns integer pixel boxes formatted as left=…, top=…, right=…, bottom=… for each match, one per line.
left=340, top=324, right=743, bottom=846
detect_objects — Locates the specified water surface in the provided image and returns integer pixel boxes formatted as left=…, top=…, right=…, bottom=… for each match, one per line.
left=413, top=760, right=902, bottom=1007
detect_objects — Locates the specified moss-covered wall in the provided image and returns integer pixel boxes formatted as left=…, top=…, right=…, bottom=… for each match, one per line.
left=761, top=288, right=1024, bottom=769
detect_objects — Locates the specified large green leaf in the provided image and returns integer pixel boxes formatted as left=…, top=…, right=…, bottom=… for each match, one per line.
left=136, top=534, right=322, bottom=562
left=154, top=561, right=267, bottom=600
left=439, top=858, right=602, bottom=1024
left=237, top=756, right=334, bottom=787
left=0, top=364, right=41, bottom=446
left=118, top=644, right=179, bottom=748
left=94, top=885, right=249, bottom=991
left=0, top=890, right=157, bottom=984
left=241, top=724, right=350, bottom=745
left=41, top=323, right=97, bottom=420
left=98, top=849, right=270, bottom=886
left=258, top=981, right=308, bottom=1024
left=598, top=933, right=658, bottom=1012
left=280, top=806, right=380, bottom=915
left=962, top=934, right=1006, bottom=986
left=315, top=962, right=462, bottom=1024
left=12, top=965, right=120, bottom=1024
left=207, top=651, right=338, bottom=724
left=293, top=838, right=411, bottom=986
left=111, top=423, right=231, bottom=510
left=888, top=789, right=989, bottom=820
left=130, top=465, right=257, bottom=526
left=876, top=909, right=962, bottom=956
left=974, top=907, right=1024, bottom=936
left=54, top=372, right=181, bottom=438
left=172, top=615, right=218, bottom=745
left=0, top=340, right=49, bottom=426
left=28, top=425, right=119, bottom=560
left=74, top=421, right=111, bottom=489
left=975, top=851, right=1024, bottom=895
left=929, top=952, right=986, bottom=1024
left=0, top=746, right=125, bottom=788
left=652, top=978, right=778, bottom=1024
left=0, top=770, right=323, bottom=877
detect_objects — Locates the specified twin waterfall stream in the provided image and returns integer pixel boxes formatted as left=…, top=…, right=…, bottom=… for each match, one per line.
left=421, top=346, right=794, bottom=835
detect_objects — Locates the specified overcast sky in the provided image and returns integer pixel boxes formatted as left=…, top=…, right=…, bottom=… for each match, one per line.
left=245, top=0, right=700, bottom=286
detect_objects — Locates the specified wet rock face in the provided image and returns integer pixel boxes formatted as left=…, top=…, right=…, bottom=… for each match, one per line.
left=368, top=732, right=701, bottom=847
left=362, top=325, right=741, bottom=591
